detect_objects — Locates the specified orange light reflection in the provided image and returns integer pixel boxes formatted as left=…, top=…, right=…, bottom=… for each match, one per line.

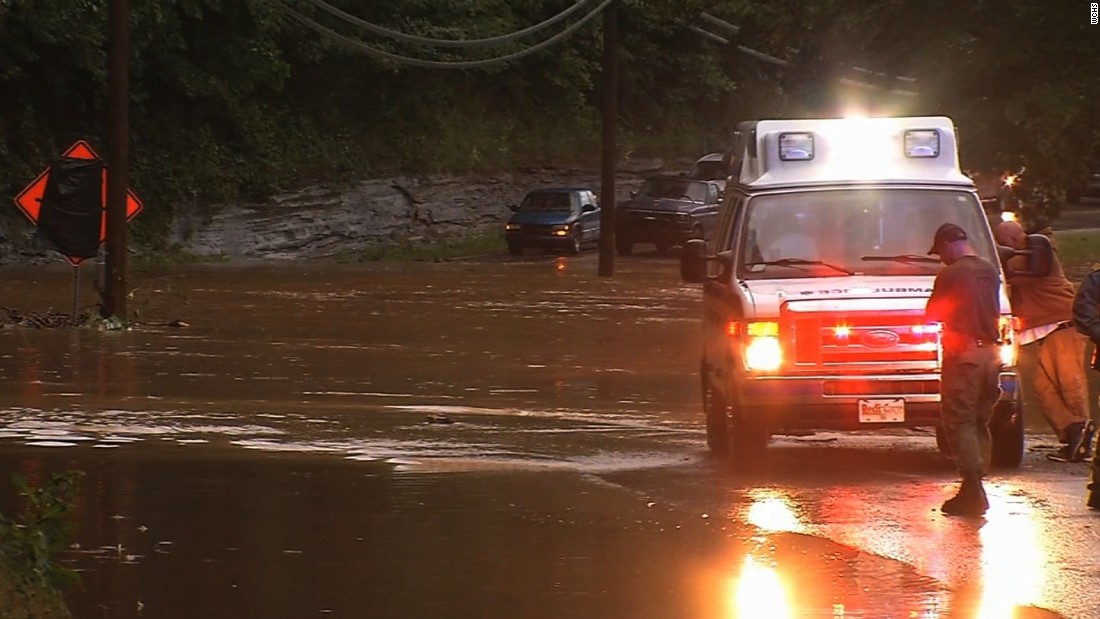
left=744, top=489, right=806, bottom=533
left=731, top=555, right=793, bottom=619
left=975, top=487, right=1044, bottom=618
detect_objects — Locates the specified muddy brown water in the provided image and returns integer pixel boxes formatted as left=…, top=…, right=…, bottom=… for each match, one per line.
left=0, top=253, right=1081, bottom=618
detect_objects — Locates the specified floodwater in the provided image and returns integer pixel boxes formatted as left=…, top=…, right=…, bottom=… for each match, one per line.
left=0, top=253, right=1090, bottom=618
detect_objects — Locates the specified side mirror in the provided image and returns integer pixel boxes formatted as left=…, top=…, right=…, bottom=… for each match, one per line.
left=680, top=239, right=710, bottom=283
left=1001, top=233, right=1054, bottom=277
left=581, top=204, right=596, bottom=213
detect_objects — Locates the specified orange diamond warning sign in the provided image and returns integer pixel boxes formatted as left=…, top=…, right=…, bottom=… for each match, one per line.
left=13, top=140, right=143, bottom=265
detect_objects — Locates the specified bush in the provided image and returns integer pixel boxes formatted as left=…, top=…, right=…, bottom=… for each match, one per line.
left=0, top=471, right=84, bottom=619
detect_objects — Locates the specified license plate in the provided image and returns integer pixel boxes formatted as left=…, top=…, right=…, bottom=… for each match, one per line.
left=858, top=398, right=905, bottom=423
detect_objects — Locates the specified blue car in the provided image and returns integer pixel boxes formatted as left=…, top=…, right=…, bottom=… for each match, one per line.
left=504, top=188, right=601, bottom=255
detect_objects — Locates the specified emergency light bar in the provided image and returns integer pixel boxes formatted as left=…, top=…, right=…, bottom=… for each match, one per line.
left=903, top=129, right=940, bottom=158
left=778, top=132, right=814, bottom=160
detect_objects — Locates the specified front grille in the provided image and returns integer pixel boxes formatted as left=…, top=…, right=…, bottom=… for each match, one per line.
left=789, top=311, right=939, bottom=365
left=823, top=379, right=940, bottom=396
left=622, top=210, right=683, bottom=226
left=515, top=224, right=556, bottom=235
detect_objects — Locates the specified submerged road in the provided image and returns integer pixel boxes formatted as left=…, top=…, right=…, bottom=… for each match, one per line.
left=0, top=253, right=1097, bottom=618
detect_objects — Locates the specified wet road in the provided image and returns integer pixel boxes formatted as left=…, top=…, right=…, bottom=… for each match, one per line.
left=0, top=253, right=1097, bottom=619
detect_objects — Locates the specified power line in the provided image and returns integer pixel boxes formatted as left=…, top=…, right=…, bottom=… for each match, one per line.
left=301, top=0, right=597, bottom=48
left=269, top=0, right=613, bottom=69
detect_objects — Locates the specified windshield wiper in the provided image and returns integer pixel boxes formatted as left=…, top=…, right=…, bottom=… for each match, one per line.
left=746, top=258, right=855, bottom=275
left=861, top=254, right=941, bottom=264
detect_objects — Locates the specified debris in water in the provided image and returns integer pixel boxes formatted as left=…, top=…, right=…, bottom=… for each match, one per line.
left=427, top=412, right=454, bottom=424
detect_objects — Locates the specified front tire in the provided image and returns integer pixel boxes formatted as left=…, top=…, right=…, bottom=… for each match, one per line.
left=726, top=393, right=770, bottom=471
left=702, top=371, right=728, bottom=456
left=990, top=399, right=1024, bottom=468
left=568, top=227, right=582, bottom=254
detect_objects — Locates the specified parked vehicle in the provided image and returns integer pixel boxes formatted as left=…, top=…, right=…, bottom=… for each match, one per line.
left=1067, top=170, right=1100, bottom=204
left=680, top=116, right=1044, bottom=471
left=614, top=175, right=722, bottom=255
left=504, top=188, right=600, bottom=255
left=689, top=152, right=731, bottom=192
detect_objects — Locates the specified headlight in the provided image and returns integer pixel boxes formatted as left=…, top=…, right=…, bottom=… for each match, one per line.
left=505, top=223, right=520, bottom=231
left=677, top=213, right=691, bottom=221
left=745, top=337, right=782, bottom=371
left=552, top=224, right=571, bottom=231
left=743, top=321, right=782, bottom=371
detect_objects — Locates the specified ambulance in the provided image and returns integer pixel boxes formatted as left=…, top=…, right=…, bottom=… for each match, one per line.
left=680, top=116, right=1029, bottom=470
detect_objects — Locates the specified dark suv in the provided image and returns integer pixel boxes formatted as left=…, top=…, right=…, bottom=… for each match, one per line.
left=504, top=188, right=600, bottom=255
left=1068, top=171, right=1100, bottom=204
left=615, top=175, right=722, bottom=255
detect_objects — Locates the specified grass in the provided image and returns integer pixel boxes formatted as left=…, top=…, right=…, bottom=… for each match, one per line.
left=333, top=233, right=507, bottom=263
left=1053, top=229, right=1100, bottom=279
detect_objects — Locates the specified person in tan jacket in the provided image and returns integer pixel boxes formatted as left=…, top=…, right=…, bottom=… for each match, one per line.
left=995, top=220, right=1093, bottom=461
left=1072, top=265, right=1100, bottom=508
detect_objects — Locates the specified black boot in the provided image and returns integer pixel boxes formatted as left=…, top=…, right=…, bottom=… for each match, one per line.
left=1088, top=482, right=1100, bottom=510
left=942, top=474, right=989, bottom=517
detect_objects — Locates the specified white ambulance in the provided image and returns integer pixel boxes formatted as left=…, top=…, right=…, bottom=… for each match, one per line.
left=680, top=116, right=1026, bottom=469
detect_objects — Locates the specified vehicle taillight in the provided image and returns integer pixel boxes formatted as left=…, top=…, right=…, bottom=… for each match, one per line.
left=998, top=315, right=1018, bottom=367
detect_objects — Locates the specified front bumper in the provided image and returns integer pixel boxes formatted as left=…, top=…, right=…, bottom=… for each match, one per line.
left=505, top=230, right=574, bottom=247
left=732, top=371, right=1018, bottom=430
left=616, top=210, right=695, bottom=242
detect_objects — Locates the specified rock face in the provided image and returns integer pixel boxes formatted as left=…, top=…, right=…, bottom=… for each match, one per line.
left=1, top=166, right=665, bottom=264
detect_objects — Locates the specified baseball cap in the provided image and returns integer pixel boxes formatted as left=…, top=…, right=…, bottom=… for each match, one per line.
left=927, top=223, right=968, bottom=255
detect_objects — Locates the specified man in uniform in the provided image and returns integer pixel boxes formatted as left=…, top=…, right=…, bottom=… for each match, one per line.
left=994, top=220, right=1092, bottom=461
left=1072, top=265, right=1100, bottom=509
left=925, top=223, right=1003, bottom=517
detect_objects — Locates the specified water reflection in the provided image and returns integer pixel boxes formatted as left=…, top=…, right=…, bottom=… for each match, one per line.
left=0, top=261, right=1077, bottom=619
left=731, top=555, right=793, bottom=619
left=743, top=489, right=805, bottom=533
left=975, top=483, right=1045, bottom=618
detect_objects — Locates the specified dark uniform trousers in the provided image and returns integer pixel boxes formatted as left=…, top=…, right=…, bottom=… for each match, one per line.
left=941, top=343, right=1002, bottom=476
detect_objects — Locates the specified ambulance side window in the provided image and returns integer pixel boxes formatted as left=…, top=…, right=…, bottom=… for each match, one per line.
left=711, top=195, right=742, bottom=254
left=708, top=195, right=743, bottom=278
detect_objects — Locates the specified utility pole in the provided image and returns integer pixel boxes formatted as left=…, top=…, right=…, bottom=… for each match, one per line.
left=598, top=0, right=618, bottom=277
left=105, top=0, right=130, bottom=318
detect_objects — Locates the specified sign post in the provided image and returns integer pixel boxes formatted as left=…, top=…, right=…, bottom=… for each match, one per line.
left=12, top=140, right=143, bottom=319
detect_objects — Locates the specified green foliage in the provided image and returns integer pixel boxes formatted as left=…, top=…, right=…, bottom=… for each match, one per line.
left=1052, top=229, right=1100, bottom=279
left=728, top=0, right=1100, bottom=218
left=0, top=471, right=83, bottom=591
left=0, top=471, right=83, bottom=618
left=336, top=232, right=507, bottom=262
left=2, top=0, right=1098, bottom=253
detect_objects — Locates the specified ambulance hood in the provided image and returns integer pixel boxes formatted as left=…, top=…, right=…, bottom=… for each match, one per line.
left=742, top=274, right=1012, bottom=316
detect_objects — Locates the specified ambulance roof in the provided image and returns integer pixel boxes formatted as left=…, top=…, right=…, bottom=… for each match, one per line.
left=734, top=116, right=973, bottom=189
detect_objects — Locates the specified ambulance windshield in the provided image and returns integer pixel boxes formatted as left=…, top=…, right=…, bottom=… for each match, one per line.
left=738, top=189, right=995, bottom=279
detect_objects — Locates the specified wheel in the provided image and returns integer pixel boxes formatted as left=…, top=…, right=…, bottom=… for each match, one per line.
left=702, top=369, right=728, bottom=456
left=990, top=399, right=1024, bottom=468
left=567, top=227, right=582, bottom=254
left=616, top=236, right=633, bottom=256
left=726, top=393, right=770, bottom=471
left=507, top=242, right=523, bottom=256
